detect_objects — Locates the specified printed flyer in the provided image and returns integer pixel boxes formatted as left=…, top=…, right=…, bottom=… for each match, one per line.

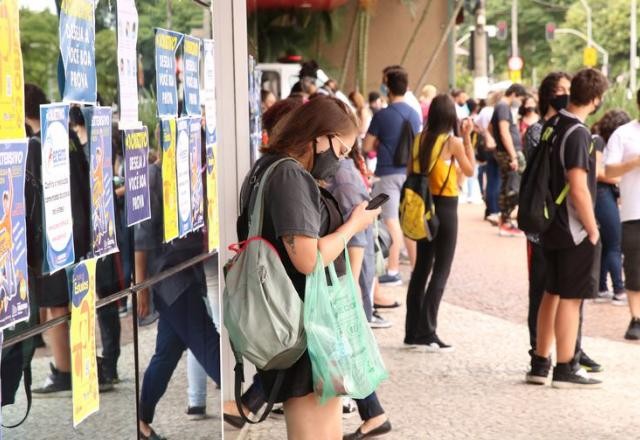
left=84, top=107, right=118, bottom=257
left=123, top=127, right=151, bottom=226
left=0, top=0, right=26, bottom=140
left=0, top=140, right=29, bottom=331
left=202, top=39, right=219, bottom=250
left=176, top=118, right=191, bottom=237
left=161, top=118, right=179, bottom=242
left=59, top=0, right=97, bottom=103
left=189, top=117, right=204, bottom=231
left=154, top=28, right=183, bottom=117
left=183, top=36, right=201, bottom=116
left=116, top=0, right=140, bottom=128
left=40, top=104, right=75, bottom=274
left=69, top=258, right=99, bottom=427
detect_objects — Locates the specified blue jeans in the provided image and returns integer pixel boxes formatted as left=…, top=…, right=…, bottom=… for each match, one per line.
left=354, top=392, right=385, bottom=421
left=187, top=350, right=207, bottom=407
left=140, top=286, right=221, bottom=423
left=484, top=156, right=500, bottom=216
left=595, top=184, right=624, bottom=293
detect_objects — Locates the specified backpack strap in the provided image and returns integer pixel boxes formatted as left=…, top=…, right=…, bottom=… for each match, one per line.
left=247, top=157, right=296, bottom=237
left=556, top=123, right=590, bottom=205
left=2, top=365, right=32, bottom=428
left=437, top=159, right=455, bottom=197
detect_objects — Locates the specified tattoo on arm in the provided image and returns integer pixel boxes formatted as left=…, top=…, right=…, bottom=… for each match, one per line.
left=284, top=235, right=296, bottom=255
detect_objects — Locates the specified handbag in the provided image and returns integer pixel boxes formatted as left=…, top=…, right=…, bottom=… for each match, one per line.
left=304, top=247, right=388, bottom=403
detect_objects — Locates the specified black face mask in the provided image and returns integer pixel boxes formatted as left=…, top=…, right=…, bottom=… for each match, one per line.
left=550, top=94, right=569, bottom=112
left=311, top=137, right=340, bottom=180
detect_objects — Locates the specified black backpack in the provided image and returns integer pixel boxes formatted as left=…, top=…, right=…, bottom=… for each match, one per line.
left=389, top=105, right=415, bottom=167
left=517, top=115, right=583, bottom=234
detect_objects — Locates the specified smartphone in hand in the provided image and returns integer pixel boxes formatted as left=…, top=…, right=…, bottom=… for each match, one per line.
left=366, top=193, right=389, bottom=210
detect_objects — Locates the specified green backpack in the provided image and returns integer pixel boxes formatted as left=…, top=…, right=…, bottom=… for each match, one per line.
left=223, top=157, right=306, bottom=423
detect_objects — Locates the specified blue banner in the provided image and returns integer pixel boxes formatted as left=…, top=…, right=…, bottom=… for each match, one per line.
left=0, top=140, right=30, bottom=330
left=59, top=0, right=97, bottom=103
left=189, top=117, right=204, bottom=231
left=123, top=127, right=151, bottom=226
left=155, top=28, right=183, bottom=117
left=176, top=117, right=191, bottom=236
left=183, top=36, right=201, bottom=116
left=84, top=106, right=118, bottom=257
left=41, top=103, right=75, bottom=273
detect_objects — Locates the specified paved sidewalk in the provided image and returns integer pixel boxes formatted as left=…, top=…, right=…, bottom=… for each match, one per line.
left=226, top=204, right=640, bottom=440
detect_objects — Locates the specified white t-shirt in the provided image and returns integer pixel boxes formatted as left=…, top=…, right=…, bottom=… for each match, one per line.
left=404, top=91, right=424, bottom=130
left=603, top=120, right=640, bottom=222
left=475, top=106, right=494, bottom=130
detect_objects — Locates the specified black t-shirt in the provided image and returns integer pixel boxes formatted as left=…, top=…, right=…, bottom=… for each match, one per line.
left=491, top=101, right=522, bottom=152
left=542, top=110, right=596, bottom=250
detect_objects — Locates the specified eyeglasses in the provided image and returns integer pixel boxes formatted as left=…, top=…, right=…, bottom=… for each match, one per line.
left=330, top=135, right=353, bottom=157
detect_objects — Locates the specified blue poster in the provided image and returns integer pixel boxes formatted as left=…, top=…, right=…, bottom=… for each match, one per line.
left=0, top=140, right=30, bottom=331
left=40, top=103, right=75, bottom=274
left=189, top=117, right=204, bottom=231
left=183, top=36, right=201, bottom=116
left=176, top=117, right=191, bottom=237
left=59, top=0, right=97, bottom=103
left=84, top=106, right=118, bottom=257
left=123, top=127, right=151, bottom=226
left=155, top=28, right=183, bottom=117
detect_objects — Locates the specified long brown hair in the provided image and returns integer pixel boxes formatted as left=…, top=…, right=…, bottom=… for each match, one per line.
left=263, top=96, right=359, bottom=170
left=419, top=94, right=458, bottom=173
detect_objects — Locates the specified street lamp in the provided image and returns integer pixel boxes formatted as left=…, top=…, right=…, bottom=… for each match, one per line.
left=554, top=28, right=609, bottom=77
left=579, top=0, right=593, bottom=47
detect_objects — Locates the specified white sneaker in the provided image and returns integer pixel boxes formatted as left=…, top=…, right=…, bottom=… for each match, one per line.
left=369, top=311, right=392, bottom=329
left=594, top=290, right=614, bottom=303
left=612, top=292, right=628, bottom=306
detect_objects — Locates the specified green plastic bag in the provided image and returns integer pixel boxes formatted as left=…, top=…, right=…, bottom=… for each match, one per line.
left=304, top=249, right=388, bottom=404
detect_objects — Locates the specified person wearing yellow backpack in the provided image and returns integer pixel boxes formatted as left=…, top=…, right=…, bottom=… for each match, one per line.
left=404, top=94, right=475, bottom=352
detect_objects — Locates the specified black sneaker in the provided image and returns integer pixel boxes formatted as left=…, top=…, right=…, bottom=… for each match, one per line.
left=97, top=356, right=116, bottom=392
left=33, top=363, right=72, bottom=397
left=624, top=317, right=640, bottom=340
left=551, top=363, right=602, bottom=389
left=525, top=350, right=551, bottom=385
left=578, top=350, right=603, bottom=373
left=342, top=398, right=357, bottom=418
left=186, top=406, right=206, bottom=420
left=421, top=335, right=454, bottom=353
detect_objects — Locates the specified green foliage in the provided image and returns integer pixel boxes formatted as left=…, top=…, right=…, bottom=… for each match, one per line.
left=19, top=8, right=60, bottom=99
left=138, top=88, right=158, bottom=149
left=95, top=29, right=118, bottom=105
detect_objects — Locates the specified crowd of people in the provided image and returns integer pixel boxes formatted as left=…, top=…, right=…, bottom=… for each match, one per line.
left=224, top=61, right=640, bottom=439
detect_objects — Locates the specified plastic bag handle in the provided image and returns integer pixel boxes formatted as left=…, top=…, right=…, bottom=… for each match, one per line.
left=324, top=237, right=351, bottom=285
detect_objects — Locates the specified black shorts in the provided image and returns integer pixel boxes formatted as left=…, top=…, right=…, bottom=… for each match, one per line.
left=32, top=271, right=70, bottom=308
left=622, top=221, right=640, bottom=292
left=544, top=238, right=601, bottom=299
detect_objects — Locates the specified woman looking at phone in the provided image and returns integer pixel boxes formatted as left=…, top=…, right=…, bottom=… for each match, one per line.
left=404, top=94, right=476, bottom=352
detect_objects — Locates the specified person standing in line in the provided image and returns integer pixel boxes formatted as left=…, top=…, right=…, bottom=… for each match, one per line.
left=363, top=66, right=421, bottom=285
left=490, top=83, right=528, bottom=237
left=404, top=95, right=475, bottom=352
left=518, top=94, right=540, bottom=142
left=591, top=110, right=630, bottom=303
left=419, top=84, right=437, bottom=123
left=603, top=89, right=640, bottom=340
left=349, top=91, right=373, bottom=140
left=474, top=91, right=500, bottom=225
left=530, top=68, right=607, bottom=388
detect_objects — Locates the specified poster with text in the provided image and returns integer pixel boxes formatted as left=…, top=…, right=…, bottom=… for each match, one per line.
left=69, top=258, right=99, bottom=427
left=84, top=107, right=118, bottom=257
left=205, top=128, right=219, bottom=252
left=176, top=118, right=191, bottom=236
left=40, top=104, right=75, bottom=274
left=189, top=118, right=204, bottom=231
left=116, top=0, right=140, bottom=129
left=161, top=118, right=178, bottom=242
left=183, top=36, right=201, bottom=116
left=0, top=0, right=26, bottom=140
left=59, top=0, right=97, bottom=103
left=154, top=28, right=183, bottom=117
left=123, top=127, right=150, bottom=226
left=0, top=140, right=29, bottom=331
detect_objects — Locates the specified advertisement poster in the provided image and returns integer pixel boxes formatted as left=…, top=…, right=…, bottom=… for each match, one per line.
left=59, top=0, right=97, bottom=103
left=176, top=118, right=191, bottom=237
left=189, top=118, right=204, bottom=231
left=0, top=0, right=26, bottom=140
left=154, top=28, right=183, bottom=117
left=183, top=36, right=201, bottom=116
left=40, top=104, right=75, bottom=274
left=160, top=118, right=178, bottom=242
left=69, top=258, right=99, bottom=427
left=0, top=140, right=29, bottom=331
left=123, top=127, right=150, bottom=226
left=84, top=107, right=118, bottom=257
left=116, top=0, right=140, bottom=128
left=205, top=129, right=219, bottom=251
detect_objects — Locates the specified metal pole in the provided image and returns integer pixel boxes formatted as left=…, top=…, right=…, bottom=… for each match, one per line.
left=579, top=0, right=592, bottom=47
left=473, top=0, right=488, bottom=99
left=631, top=0, right=638, bottom=93
left=511, top=0, right=518, bottom=57
left=555, top=28, right=608, bottom=76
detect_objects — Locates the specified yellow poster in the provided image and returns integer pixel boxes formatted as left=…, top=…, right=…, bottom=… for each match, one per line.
left=206, top=142, right=219, bottom=251
left=0, top=0, right=26, bottom=139
left=69, top=258, right=99, bottom=427
left=161, top=118, right=179, bottom=242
